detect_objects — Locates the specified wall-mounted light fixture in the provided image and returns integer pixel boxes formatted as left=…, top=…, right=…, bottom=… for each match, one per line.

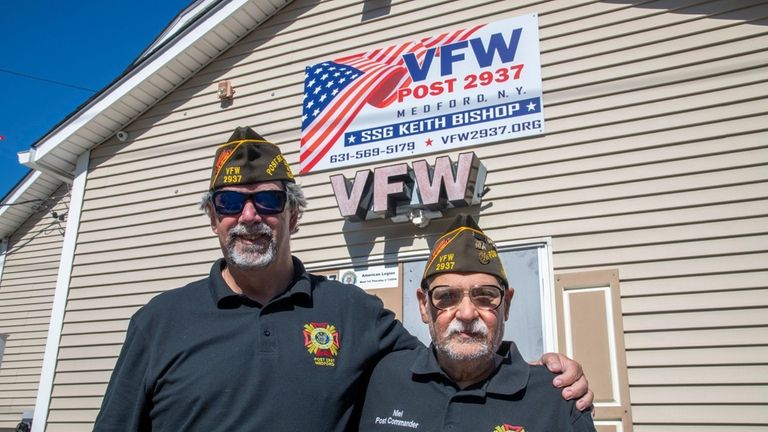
left=217, top=80, right=235, bottom=100
left=409, top=209, right=430, bottom=228
left=406, top=209, right=444, bottom=229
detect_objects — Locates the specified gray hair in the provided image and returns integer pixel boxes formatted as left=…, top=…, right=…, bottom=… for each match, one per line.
left=199, top=181, right=308, bottom=233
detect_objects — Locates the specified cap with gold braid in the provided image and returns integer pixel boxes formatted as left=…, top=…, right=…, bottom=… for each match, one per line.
left=422, top=214, right=507, bottom=288
left=209, top=126, right=295, bottom=190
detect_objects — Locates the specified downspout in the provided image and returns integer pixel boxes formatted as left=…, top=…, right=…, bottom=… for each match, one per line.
left=31, top=150, right=89, bottom=432
left=0, top=238, right=7, bottom=370
left=0, top=237, right=7, bottom=289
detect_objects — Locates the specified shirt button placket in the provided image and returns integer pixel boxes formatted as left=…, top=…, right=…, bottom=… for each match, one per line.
left=259, top=314, right=277, bottom=353
left=443, top=398, right=457, bottom=431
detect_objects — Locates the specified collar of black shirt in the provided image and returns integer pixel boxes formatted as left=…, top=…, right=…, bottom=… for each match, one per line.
left=209, top=257, right=313, bottom=308
left=410, top=341, right=530, bottom=396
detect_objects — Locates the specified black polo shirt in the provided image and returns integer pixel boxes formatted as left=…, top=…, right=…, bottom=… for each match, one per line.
left=359, top=342, right=595, bottom=432
left=94, top=257, right=420, bottom=431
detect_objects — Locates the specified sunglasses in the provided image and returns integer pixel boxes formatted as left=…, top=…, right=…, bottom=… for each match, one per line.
left=211, top=190, right=287, bottom=215
left=426, top=285, right=504, bottom=311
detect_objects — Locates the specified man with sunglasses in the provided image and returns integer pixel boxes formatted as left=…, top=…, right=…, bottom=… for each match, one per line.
left=94, top=127, right=592, bottom=431
left=359, top=214, right=596, bottom=431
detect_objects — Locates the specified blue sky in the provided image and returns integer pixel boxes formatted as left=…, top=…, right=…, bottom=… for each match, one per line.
left=0, top=0, right=193, bottom=199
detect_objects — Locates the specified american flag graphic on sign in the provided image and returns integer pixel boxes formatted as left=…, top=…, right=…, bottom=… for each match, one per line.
left=299, top=25, right=485, bottom=174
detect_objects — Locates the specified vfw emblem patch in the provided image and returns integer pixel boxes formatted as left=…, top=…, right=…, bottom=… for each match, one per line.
left=303, top=322, right=340, bottom=367
left=493, top=425, right=526, bottom=432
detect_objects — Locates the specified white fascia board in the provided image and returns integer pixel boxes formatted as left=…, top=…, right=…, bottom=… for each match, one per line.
left=0, top=170, right=43, bottom=224
left=31, top=0, right=260, bottom=163
left=142, top=0, right=219, bottom=57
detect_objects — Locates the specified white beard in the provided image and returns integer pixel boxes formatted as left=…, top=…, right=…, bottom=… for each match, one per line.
left=224, top=223, right=277, bottom=270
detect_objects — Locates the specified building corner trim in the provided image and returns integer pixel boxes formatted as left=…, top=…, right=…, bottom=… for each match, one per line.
left=0, top=238, right=7, bottom=284
left=32, top=151, right=90, bottom=432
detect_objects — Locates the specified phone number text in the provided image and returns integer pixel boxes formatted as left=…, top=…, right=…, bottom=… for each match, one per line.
left=330, top=142, right=416, bottom=164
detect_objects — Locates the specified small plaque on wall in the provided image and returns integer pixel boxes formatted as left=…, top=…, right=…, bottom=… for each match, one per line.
left=314, top=264, right=403, bottom=319
left=337, top=264, right=399, bottom=290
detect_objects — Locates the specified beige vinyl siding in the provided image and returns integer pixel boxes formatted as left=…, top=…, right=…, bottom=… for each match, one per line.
left=44, top=0, right=768, bottom=430
left=0, top=185, right=68, bottom=429
left=537, top=1, right=768, bottom=427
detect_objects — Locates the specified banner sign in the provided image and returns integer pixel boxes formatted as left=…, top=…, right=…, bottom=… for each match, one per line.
left=299, top=13, right=543, bottom=174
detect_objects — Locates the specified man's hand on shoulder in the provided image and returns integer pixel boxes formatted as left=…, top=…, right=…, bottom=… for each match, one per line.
left=533, top=352, right=594, bottom=413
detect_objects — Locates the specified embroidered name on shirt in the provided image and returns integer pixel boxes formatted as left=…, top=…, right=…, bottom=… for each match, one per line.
left=303, top=322, right=340, bottom=367
left=493, top=424, right=526, bottom=432
left=373, top=409, right=420, bottom=429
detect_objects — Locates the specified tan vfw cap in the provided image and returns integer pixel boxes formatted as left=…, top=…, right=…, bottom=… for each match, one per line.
left=422, top=214, right=508, bottom=288
left=209, top=126, right=294, bottom=190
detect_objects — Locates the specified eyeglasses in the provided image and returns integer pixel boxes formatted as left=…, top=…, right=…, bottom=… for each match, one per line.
left=211, top=190, right=287, bottom=215
left=426, top=285, right=504, bottom=311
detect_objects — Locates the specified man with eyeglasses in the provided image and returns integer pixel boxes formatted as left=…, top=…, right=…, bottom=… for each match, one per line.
left=94, top=127, right=592, bottom=431
left=359, top=214, right=596, bottom=431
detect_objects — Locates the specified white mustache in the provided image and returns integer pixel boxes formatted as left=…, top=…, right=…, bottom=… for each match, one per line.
left=442, top=318, right=488, bottom=338
left=228, top=223, right=272, bottom=239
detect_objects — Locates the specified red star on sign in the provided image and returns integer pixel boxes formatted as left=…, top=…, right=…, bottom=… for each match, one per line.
left=425, top=138, right=433, bottom=146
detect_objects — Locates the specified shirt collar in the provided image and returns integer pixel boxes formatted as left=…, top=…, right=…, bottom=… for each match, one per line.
left=209, top=257, right=313, bottom=308
left=410, top=341, right=529, bottom=396
left=485, top=341, right=530, bottom=395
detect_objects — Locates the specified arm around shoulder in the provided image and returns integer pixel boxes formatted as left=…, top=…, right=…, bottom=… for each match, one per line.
left=369, top=293, right=422, bottom=359
left=535, top=351, right=593, bottom=411
left=572, top=407, right=597, bottom=432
